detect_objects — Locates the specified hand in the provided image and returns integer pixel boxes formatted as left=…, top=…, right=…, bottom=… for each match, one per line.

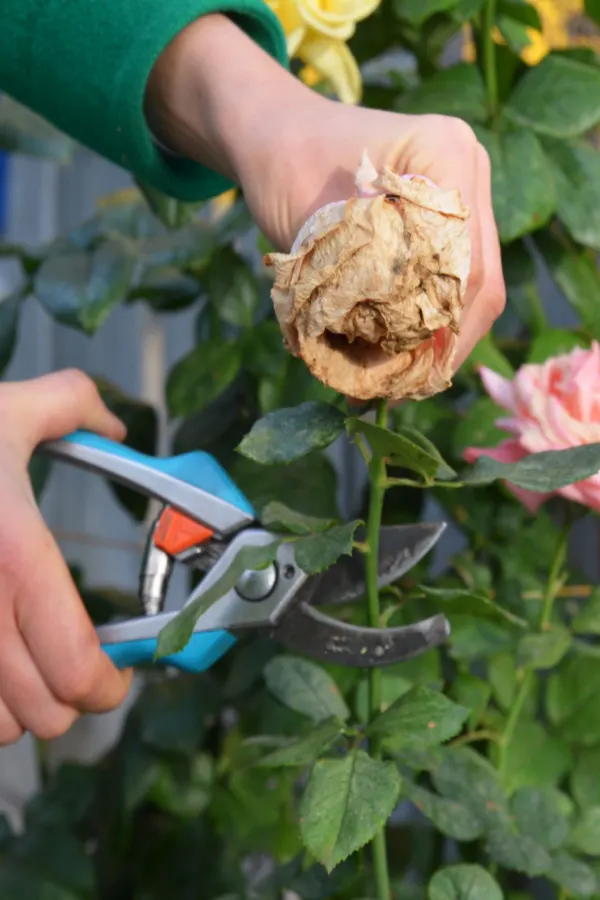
left=240, top=102, right=505, bottom=372
left=148, top=15, right=504, bottom=370
left=0, top=370, right=132, bottom=745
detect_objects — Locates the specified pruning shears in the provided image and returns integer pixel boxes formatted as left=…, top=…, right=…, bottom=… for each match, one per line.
left=39, top=432, right=451, bottom=673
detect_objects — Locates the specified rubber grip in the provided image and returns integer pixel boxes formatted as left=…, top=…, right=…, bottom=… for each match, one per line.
left=63, top=431, right=254, bottom=515
left=102, top=630, right=237, bottom=673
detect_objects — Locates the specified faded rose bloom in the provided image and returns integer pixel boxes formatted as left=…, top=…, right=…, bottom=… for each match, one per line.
left=465, top=342, right=600, bottom=513
left=264, top=153, right=471, bottom=402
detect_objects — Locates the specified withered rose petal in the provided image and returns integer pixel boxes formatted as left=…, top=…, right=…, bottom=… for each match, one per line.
left=264, top=163, right=471, bottom=401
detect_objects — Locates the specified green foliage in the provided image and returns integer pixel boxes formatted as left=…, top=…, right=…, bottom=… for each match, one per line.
left=299, top=750, right=402, bottom=871
left=5, top=0, right=600, bottom=897
left=238, top=402, right=346, bottom=464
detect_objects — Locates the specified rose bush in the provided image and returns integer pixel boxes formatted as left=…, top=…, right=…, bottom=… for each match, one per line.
left=3, top=1, right=600, bottom=900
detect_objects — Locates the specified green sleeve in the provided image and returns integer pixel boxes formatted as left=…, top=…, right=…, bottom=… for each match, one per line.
left=0, top=0, right=288, bottom=200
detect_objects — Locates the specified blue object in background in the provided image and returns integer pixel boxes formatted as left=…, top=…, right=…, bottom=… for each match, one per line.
left=0, top=151, right=7, bottom=235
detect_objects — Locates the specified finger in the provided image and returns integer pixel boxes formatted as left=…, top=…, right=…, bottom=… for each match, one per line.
left=454, top=144, right=506, bottom=369
left=2, top=369, right=126, bottom=454
left=0, top=696, right=24, bottom=746
left=0, top=607, right=78, bottom=740
left=7, top=508, right=133, bottom=715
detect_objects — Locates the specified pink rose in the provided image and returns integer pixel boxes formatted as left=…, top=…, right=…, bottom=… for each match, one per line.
left=464, top=342, right=600, bottom=514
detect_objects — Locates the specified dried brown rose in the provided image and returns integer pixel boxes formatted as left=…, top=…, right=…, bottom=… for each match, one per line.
left=263, top=153, right=471, bottom=401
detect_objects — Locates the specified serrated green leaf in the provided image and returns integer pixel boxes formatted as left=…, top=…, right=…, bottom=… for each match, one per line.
left=346, top=419, right=442, bottom=482
left=35, top=240, right=135, bottom=334
left=238, top=402, right=346, bottom=464
left=447, top=615, right=516, bottom=663
left=394, top=425, right=456, bottom=480
left=255, top=719, right=344, bottom=768
left=264, top=656, right=350, bottom=723
left=367, top=686, right=469, bottom=751
left=431, top=747, right=510, bottom=831
left=527, top=328, right=587, bottom=363
left=417, top=585, right=527, bottom=628
left=299, top=749, right=401, bottom=872
left=505, top=53, right=600, bottom=138
left=404, top=782, right=485, bottom=841
left=517, top=627, right=572, bottom=670
left=294, top=521, right=360, bottom=574
left=572, top=588, right=600, bottom=635
left=547, top=657, right=600, bottom=746
left=548, top=851, right=598, bottom=897
left=535, top=232, right=600, bottom=338
left=395, top=64, right=487, bottom=122
left=542, top=138, right=600, bottom=251
left=474, top=127, right=555, bottom=243
left=156, top=541, right=280, bottom=657
left=166, top=339, right=242, bottom=417
left=569, top=806, right=600, bottom=855
left=428, top=865, right=503, bottom=900
left=511, top=787, right=570, bottom=851
left=260, top=502, right=337, bottom=535
left=460, top=443, right=600, bottom=492
left=486, top=828, right=551, bottom=877
left=355, top=653, right=443, bottom=724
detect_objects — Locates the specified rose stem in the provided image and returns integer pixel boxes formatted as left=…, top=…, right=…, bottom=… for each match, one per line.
left=498, top=522, right=570, bottom=780
left=366, top=398, right=391, bottom=900
left=481, top=0, right=499, bottom=129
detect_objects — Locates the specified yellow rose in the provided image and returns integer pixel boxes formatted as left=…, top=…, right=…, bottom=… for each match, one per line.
left=266, top=0, right=380, bottom=104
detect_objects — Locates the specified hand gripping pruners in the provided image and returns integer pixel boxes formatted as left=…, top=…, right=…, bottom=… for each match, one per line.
left=39, top=431, right=451, bottom=673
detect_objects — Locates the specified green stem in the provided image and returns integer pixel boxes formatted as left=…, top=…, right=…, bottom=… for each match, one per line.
left=498, top=668, right=532, bottom=779
left=366, top=399, right=391, bottom=900
left=481, top=0, right=499, bottom=128
left=540, top=525, right=569, bottom=630
left=499, top=524, right=570, bottom=779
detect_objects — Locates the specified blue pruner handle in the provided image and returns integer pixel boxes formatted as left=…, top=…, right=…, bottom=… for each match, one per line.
left=60, top=431, right=254, bottom=516
left=45, top=430, right=257, bottom=673
left=102, top=632, right=238, bottom=673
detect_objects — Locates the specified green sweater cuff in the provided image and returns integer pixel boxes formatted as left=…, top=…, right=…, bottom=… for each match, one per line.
left=0, top=0, right=288, bottom=201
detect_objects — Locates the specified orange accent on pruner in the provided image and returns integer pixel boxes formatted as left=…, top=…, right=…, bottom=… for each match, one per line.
left=154, top=507, right=213, bottom=556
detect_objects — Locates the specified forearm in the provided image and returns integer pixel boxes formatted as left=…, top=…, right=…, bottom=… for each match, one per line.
left=145, top=14, right=327, bottom=187
left=0, top=0, right=290, bottom=200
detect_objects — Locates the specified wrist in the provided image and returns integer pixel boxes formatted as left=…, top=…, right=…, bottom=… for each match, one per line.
left=146, top=14, right=322, bottom=187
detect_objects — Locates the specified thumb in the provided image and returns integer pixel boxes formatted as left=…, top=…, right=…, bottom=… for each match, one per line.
left=3, top=369, right=127, bottom=454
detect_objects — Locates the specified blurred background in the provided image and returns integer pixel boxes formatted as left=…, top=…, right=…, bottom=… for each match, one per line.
left=1, top=1, right=600, bottom=892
